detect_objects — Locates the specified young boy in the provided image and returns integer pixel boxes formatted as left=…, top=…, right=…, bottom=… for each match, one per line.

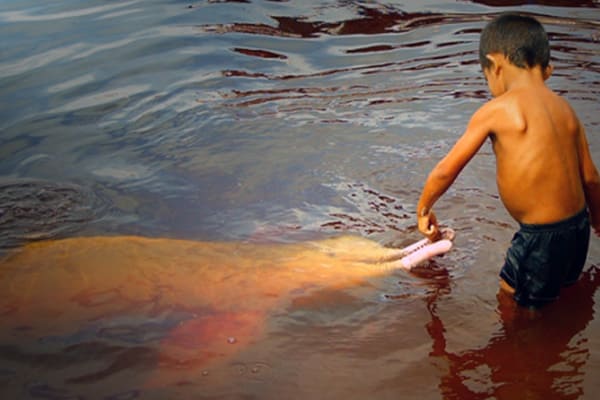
left=416, top=14, right=600, bottom=307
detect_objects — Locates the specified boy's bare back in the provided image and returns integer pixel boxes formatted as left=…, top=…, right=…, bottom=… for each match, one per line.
left=485, top=78, right=586, bottom=225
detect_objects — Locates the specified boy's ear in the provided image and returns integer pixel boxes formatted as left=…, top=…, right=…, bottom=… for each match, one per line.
left=542, top=64, right=554, bottom=80
left=485, top=54, right=503, bottom=76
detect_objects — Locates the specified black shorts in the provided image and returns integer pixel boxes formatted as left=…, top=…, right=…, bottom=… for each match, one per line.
left=500, top=208, right=590, bottom=307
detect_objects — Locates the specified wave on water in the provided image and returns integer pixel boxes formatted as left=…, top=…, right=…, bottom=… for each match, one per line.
left=0, top=0, right=598, bottom=244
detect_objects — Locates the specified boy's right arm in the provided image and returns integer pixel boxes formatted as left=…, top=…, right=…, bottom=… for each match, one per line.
left=577, top=123, right=600, bottom=236
left=417, top=103, right=496, bottom=239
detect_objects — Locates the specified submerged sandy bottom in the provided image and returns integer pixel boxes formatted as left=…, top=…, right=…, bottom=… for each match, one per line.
left=1, top=235, right=599, bottom=399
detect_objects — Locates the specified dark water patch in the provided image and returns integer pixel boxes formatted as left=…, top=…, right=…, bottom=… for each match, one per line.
left=233, top=47, right=287, bottom=59
left=469, top=0, right=600, bottom=7
left=202, top=9, right=486, bottom=38
left=346, top=44, right=396, bottom=54
left=211, top=9, right=598, bottom=126
left=320, top=183, right=411, bottom=236
left=0, top=179, right=108, bottom=249
left=0, top=341, right=151, bottom=376
left=223, top=61, right=397, bottom=81
left=202, top=9, right=600, bottom=39
left=27, top=382, right=83, bottom=400
left=207, top=0, right=251, bottom=3
left=383, top=261, right=453, bottom=302
left=220, top=72, right=485, bottom=117
left=345, top=39, right=436, bottom=54
left=104, top=391, right=141, bottom=400
left=36, top=320, right=176, bottom=348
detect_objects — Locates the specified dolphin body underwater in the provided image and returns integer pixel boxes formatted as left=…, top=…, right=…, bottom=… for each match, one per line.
left=0, top=231, right=452, bottom=392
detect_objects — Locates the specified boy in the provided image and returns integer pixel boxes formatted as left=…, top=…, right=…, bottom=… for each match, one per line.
left=416, top=14, right=600, bottom=307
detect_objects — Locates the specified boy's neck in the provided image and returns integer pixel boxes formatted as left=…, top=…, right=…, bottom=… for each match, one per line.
left=502, top=64, right=548, bottom=92
left=484, top=53, right=553, bottom=96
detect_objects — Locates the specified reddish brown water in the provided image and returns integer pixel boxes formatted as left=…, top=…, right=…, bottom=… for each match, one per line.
left=1, top=1, right=599, bottom=399
left=2, top=236, right=599, bottom=399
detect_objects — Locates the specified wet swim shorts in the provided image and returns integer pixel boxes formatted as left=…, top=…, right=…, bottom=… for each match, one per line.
left=500, top=208, right=590, bottom=307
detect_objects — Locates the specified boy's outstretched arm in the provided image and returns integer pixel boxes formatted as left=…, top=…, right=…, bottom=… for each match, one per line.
left=417, top=105, right=494, bottom=240
left=577, top=123, right=600, bottom=236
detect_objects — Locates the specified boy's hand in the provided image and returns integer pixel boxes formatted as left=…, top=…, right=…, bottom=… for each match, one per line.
left=418, top=209, right=441, bottom=242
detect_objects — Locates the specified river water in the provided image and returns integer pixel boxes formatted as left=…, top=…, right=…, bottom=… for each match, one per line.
left=1, top=1, right=599, bottom=399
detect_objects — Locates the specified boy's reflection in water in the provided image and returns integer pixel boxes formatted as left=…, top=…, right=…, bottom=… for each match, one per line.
left=422, top=265, right=600, bottom=399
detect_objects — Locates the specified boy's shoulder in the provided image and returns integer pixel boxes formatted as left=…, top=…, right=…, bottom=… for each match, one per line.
left=477, top=84, right=581, bottom=138
left=470, top=91, right=527, bottom=135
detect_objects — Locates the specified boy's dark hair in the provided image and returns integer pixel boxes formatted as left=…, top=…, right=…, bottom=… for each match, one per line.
left=479, top=14, right=550, bottom=70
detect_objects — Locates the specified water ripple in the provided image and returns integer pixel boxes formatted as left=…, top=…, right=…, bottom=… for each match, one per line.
left=0, top=1, right=141, bottom=22
left=0, top=179, right=109, bottom=249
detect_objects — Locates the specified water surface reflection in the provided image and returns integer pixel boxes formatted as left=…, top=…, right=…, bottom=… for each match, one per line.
left=0, top=0, right=599, bottom=398
left=425, top=266, right=600, bottom=399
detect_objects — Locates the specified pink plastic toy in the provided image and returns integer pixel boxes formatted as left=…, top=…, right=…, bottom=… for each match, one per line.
left=392, top=228, right=455, bottom=269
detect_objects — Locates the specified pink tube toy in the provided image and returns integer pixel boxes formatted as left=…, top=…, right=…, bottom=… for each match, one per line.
left=393, top=228, right=455, bottom=269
